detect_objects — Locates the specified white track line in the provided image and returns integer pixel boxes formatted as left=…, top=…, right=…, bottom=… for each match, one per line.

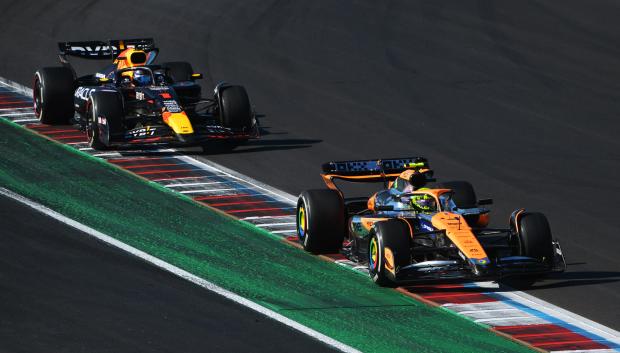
left=256, top=222, right=296, bottom=227
left=92, top=152, right=122, bottom=157
left=241, top=215, right=296, bottom=221
left=0, top=107, right=32, bottom=112
left=151, top=175, right=226, bottom=182
left=165, top=181, right=227, bottom=188
left=0, top=187, right=360, bottom=353
left=458, top=308, right=521, bottom=315
left=474, top=316, right=535, bottom=323
left=11, top=118, right=38, bottom=123
left=270, top=230, right=297, bottom=234
left=0, top=112, right=34, bottom=117
left=179, top=187, right=251, bottom=194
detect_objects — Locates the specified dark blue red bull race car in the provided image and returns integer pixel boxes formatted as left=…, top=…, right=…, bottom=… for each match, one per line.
left=33, top=38, right=258, bottom=151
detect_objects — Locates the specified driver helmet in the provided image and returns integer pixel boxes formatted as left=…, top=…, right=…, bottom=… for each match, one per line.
left=410, top=193, right=436, bottom=213
left=133, top=69, right=152, bottom=86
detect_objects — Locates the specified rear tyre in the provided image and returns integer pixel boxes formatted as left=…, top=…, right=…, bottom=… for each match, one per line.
left=435, top=180, right=477, bottom=208
left=219, top=85, right=253, bottom=130
left=161, top=61, right=194, bottom=82
left=368, top=220, right=412, bottom=287
left=33, top=67, right=74, bottom=124
left=296, top=189, right=345, bottom=254
left=87, top=91, right=124, bottom=150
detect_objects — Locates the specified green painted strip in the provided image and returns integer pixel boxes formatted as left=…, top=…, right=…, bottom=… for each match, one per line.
left=0, top=119, right=534, bottom=353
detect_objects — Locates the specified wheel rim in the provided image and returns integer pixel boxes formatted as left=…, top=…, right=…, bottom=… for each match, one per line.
left=369, top=237, right=379, bottom=271
left=297, top=206, right=306, bottom=240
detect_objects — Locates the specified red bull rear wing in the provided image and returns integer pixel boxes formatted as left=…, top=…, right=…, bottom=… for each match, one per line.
left=58, top=38, right=156, bottom=60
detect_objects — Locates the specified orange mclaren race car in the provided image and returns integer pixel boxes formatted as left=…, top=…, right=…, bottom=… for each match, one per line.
left=33, top=38, right=258, bottom=151
left=296, top=157, right=566, bottom=286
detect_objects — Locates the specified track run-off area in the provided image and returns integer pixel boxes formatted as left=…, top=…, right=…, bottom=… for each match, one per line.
left=1, top=1, right=620, bottom=352
left=1, top=78, right=619, bottom=352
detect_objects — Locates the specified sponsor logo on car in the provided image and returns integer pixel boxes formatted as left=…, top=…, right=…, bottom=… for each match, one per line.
left=74, top=87, right=93, bottom=100
left=163, top=100, right=182, bottom=113
left=125, top=126, right=157, bottom=139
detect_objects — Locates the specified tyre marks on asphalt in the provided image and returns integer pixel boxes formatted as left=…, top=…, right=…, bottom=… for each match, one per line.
left=0, top=81, right=618, bottom=353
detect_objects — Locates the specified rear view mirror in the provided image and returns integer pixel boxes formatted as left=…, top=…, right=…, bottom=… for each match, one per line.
left=191, top=73, right=203, bottom=79
left=98, top=77, right=111, bottom=84
left=478, top=198, right=493, bottom=206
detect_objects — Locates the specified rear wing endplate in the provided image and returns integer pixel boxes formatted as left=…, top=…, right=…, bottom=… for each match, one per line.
left=58, top=38, right=156, bottom=60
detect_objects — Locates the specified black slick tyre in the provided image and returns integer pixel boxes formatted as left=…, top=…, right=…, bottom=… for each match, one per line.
left=435, top=180, right=477, bottom=208
left=368, top=220, right=412, bottom=287
left=296, top=189, right=345, bottom=254
left=87, top=91, right=124, bottom=150
left=219, top=85, right=252, bottom=130
left=515, top=212, right=554, bottom=264
left=33, top=67, right=74, bottom=124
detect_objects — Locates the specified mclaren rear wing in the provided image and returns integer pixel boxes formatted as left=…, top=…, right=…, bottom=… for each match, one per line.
left=58, top=38, right=156, bottom=60
left=320, top=157, right=430, bottom=191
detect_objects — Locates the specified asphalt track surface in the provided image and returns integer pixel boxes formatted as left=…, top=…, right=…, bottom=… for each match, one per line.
left=0, top=0, right=618, bottom=332
left=0, top=195, right=337, bottom=353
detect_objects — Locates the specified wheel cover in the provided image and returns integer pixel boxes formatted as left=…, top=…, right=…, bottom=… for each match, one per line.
left=369, top=237, right=379, bottom=271
left=297, top=206, right=306, bottom=240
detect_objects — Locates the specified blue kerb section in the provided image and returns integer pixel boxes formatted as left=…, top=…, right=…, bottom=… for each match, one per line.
left=486, top=292, right=620, bottom=351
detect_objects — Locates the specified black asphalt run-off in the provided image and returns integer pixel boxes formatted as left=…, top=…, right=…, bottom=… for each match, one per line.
left=0, top=195, right=337, bottom=353
left=0, top=0, right=618, bottom=331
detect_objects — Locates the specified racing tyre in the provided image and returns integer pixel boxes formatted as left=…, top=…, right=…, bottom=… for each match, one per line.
left=219, top=85, right=253, bottom=130
left=87, top=91, right=124, bottom=150
left=515, top=212, right=554, bottom=264
left=435, top=180, right=477, bottom=208
left=161, top=61, right=194, bottom=82
left=33, top=67, right=74, bottom=124
left=297, top=189, right=345, bottom=254
left=368, top=220, right=412, bottom=287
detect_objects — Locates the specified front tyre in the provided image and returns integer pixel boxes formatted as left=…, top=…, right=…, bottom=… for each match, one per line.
left=87, top=91, right=124, bottom=150
left=296, top=189, right=345, bottom=254
left=219, top=85, right=253, bottom=130
left=368, top=220, right=412, bottom=287
left=514, top=212, right=554, bottom=264
left=504, top=212, right=555, bottom=288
